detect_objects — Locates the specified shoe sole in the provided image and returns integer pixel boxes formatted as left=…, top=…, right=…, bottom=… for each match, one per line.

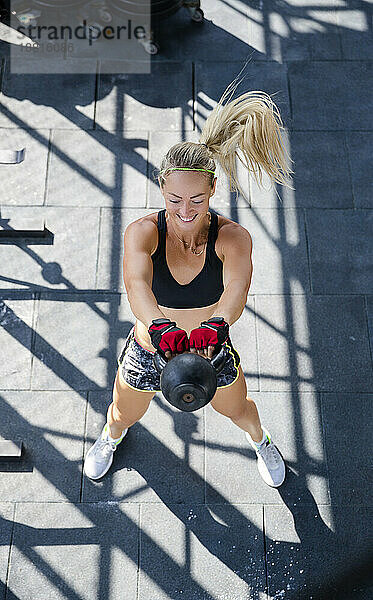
left=84, top=456, right=113, bottom=480
left=263, top=468, right=286, bottom=488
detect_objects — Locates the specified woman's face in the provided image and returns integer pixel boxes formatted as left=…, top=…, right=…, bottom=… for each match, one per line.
left=158, top=171, right=216, bottom=227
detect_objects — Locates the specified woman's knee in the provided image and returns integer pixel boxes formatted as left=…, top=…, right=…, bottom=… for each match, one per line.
left=111, top=369, right=154, bottom=425
left=211, top=396, right=248, bottom=420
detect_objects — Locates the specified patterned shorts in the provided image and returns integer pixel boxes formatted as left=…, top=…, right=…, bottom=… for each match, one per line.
left=117, top=326, right=241, bottom=392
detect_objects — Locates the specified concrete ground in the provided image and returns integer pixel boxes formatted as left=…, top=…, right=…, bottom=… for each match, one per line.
left=0, top=1, right=372, bottom=598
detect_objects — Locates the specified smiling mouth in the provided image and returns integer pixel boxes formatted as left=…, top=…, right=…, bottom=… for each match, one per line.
left=178, top=215, right=197, bottom=222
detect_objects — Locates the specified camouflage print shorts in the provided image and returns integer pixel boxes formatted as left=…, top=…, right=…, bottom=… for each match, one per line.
left=117, top=326, right=241, bottom=392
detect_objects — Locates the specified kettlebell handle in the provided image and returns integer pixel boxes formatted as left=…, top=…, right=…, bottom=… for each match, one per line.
left=153, top=344, right=229, bottom=375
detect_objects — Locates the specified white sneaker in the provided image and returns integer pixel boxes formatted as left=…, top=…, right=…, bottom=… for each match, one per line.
left=84, top=423, right=128, bottom=480
left=246, top=427, right=286, bottom=488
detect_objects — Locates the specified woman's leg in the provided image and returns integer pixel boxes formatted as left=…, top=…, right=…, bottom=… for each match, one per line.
left=211, top=364, right=286, bottom=487
left=107, top=368, right=155, bottom=439
left=210, top=365, right=263, bottom=442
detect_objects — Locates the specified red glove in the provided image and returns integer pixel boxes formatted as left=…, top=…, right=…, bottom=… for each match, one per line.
left=148, top=318, right=189, bottom=357
left=189, top=317, right=230, bottom=352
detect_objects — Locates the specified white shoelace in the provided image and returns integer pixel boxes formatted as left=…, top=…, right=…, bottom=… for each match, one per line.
left=93, top=438, right=117, bottom=459
left=258, top=441, right=280, bottom=469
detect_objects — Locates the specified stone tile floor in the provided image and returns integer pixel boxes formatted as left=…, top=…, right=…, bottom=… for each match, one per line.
left=0, top=1, right=372, bottom=598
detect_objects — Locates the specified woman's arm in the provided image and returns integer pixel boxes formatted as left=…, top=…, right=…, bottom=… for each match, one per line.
left=210, top=224, right=253, bottom=326
left=123, top=220, right=167, bottom=328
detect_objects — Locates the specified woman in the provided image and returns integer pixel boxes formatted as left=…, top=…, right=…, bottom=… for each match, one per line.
left=84, top=79, right=292, bottom=488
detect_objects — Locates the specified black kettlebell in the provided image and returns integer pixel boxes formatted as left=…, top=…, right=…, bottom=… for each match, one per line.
left=153, top=346, right=230, bottom=412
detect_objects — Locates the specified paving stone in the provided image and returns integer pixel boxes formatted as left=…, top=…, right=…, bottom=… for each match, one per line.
left=82, top=389, right=205, bottom=504
left=346, top=132, right=373, bottom=209
left=0, top=40, right=10, bottom=60
left=0, top=59, right=96, bottom=129
left=8, top=502, right=139, bottom=600
left=249, top=1, right=341, bottom=59
left=0, top=207, right=100, bottom=291
left=46, top=130, right=148, bottom=208
left=248, top=4, right=341, bottom=62
left=0, top=128, right=49, bottom=206
left=31, top=292, right=127, bottom=390
left=205, top=392, right=329, bottom=505
left=289, top=61, right=373, bottom=130
left=265, top=505, right=373, bottom=600
left=97, top=209, right=158, bottom=291
left=246, top=4, right=275, bottom=62
left=256, top=294, right=373, bottom=392
left=251, top=131, right=353, bottom=209
left=147, top=130, right=250, bottom=210
left=337, top=7, right=373, bottom=59
left=195, top=61, right=291, bottom=134
left=0, top=212, right=44, bottom=232
left=95, top=61, right=194, bottom=131
left=0, top=391, right=85, bottom=501
left=228, top=296, right=258, bottom=391
left=210, top=208, right=309, bottom=294
left=306, top=209, right=373, bottom=293
left=0, top=295, right=34, bottom=390
left=0, top=504, right=15, bottom=600
left=151, top=0, right=251, bottom=62
left=139, top=503, right=265, bottom=600
left=321, top=393, right=373, bottom=506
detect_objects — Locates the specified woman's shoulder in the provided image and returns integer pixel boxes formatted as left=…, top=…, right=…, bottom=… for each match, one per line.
left=215, top=214, right=252, bottom=259
left=125, top=212, right=160, bottom=255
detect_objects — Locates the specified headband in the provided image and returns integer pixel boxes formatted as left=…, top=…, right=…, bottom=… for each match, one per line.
left=164, top=167, right=216, bottom=175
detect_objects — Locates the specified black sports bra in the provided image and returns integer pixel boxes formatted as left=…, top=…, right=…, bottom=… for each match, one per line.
left=151, top=210, right=224, bottom=309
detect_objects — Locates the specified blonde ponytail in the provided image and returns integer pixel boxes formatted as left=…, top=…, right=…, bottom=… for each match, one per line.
left=156, top=74, right=293, bottom=199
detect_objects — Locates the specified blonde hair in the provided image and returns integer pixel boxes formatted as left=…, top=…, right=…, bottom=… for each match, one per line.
left=155, top=73, right=293, bottom=200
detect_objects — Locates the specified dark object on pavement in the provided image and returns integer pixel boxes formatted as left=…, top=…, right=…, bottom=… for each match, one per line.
left=108, top=0, right=204, bottom=54
left=0, top=440, right=23, bottom=461
left=153, top=346, right=229, bottom=412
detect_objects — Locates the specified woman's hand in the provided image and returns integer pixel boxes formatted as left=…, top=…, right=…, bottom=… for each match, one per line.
left=148, top=318, right=189, bottom=361
left=189, top=317, right=230, bottom=360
